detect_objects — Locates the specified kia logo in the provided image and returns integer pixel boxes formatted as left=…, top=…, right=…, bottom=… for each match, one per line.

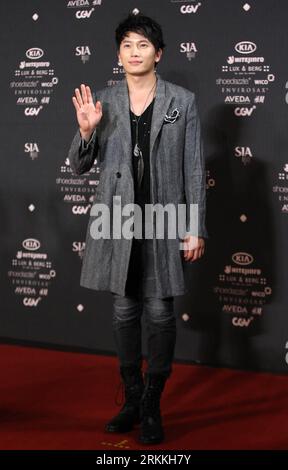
left=22, top=238, right=40, bottom=251
left=232, top=252, right=253, bottom=265
left=26, top=48, right=44, bottom=60
left=235, top=41, right=257, bottom=54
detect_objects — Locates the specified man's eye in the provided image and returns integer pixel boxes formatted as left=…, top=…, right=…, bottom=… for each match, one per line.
left=140, top=44, right=148, bottom=47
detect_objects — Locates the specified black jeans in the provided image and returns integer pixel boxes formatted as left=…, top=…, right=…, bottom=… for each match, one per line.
left=112, top=238, right=176, bottom=378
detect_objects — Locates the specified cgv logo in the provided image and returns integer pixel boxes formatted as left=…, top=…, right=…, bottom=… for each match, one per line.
left=234, top=106, right=256, bottom=116
left=180, top=3, right=201, bottom=14
left=23, top=297, right=42, bottom=307
left=235, top=41, right=257, bottom=55
left=72, top=205, right=91, bottom=215
left=24, top=107, right=43, bottom=116
left=75, top=8, right=94, bottom=18
left=232, top=317, right=254, bottom=327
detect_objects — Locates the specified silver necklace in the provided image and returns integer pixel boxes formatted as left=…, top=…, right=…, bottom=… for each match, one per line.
left=129, top=79, right=157, bottom=158
left=129, top=79, right=157, bottom=188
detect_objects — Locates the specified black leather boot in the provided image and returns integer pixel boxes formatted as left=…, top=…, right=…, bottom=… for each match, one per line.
left=139, top=372, right=167, bottom=444
left=105, top=365, right=144, bottom=433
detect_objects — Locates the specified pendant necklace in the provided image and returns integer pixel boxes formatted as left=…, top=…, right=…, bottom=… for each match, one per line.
left=129, top=78, right=157, bottom=188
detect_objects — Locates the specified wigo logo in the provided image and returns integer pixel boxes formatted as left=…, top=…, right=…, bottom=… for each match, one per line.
left=22, top=238, right=40, bottom=251
left=232, top=252, right=253, bottom=266
left=235, top=41, right=257, bottom=55
left=26, top=48, right=44, bottom=60
left=254, top=74, right=275, bottom=85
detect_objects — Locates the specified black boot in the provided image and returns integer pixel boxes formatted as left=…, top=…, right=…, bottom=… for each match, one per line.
left=105, top=365, right=144, bottom=433
left=139, top=372, right=167, bottom=444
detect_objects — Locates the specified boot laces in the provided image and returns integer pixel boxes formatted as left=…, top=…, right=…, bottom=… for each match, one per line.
left=114, top=378, right=144, bottom=407
left=141, top=375, right=166, bottom=416
left=142, top=386, right=162, bottom=415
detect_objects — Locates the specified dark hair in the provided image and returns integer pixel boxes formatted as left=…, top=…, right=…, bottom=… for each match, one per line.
left=115, top=12, right=166, bottom=64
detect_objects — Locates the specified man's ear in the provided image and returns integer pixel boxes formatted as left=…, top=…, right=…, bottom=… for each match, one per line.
left=117, top=52, right=122, bottom=66
left=117, top=49, right=122, bottom=65
left=155, top=48, right=163, bottom=63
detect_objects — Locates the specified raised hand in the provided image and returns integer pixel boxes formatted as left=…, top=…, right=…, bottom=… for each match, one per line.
left=72, top=84, right=102, bottom=141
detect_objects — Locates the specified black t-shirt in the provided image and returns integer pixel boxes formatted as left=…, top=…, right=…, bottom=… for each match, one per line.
left=129, top=98, right=155, bottom=238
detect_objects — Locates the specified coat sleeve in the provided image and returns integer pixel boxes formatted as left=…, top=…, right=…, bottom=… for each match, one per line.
left=183, top=93, right=208, bottom=239
left=67, top=90, right=100, bottom=176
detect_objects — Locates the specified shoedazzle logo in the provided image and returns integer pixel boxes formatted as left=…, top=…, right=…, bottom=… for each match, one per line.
left=89, top=196, right=199, bottom=250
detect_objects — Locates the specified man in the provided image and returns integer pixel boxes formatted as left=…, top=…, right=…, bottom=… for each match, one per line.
left=68, top=12, right=207, bottom=444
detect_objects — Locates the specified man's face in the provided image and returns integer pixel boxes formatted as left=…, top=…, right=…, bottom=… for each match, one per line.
left=118, top=31, right=162, bottom=76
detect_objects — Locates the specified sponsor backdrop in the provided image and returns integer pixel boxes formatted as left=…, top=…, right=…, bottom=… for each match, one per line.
left=1, top=0, right=287, bottom=372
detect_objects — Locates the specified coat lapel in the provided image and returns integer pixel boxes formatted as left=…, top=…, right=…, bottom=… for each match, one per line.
left=114, top=73, right=174, bottom=170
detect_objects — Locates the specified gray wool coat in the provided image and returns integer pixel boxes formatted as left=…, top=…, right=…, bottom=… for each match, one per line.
left=68, top=73, right=208, bottom=298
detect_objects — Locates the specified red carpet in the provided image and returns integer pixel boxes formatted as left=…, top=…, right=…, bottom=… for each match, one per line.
left=0, top=344, right=287, bottom=450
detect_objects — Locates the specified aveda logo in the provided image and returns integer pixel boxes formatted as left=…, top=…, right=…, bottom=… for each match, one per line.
left=232, top=252, right=253, bottom=266
left=26, top=48, right=44, bottom=60
left=22, top=238, right=40, bottom=251
left=235, top=41, right=257, bottom=55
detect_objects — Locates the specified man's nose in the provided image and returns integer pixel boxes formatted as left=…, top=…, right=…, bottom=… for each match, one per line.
left=131, top=45, right=140, bottom=55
